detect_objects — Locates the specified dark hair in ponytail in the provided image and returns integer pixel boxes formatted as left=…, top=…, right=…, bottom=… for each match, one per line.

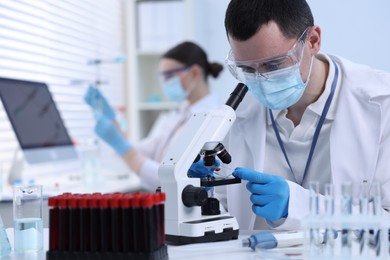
left=162, top=41, right=223, bottom=80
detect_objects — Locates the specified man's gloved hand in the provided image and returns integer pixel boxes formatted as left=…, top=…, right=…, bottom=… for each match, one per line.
left=233, top=167, right=289, bottom=222
left=188, top=159, right=220, bottom=178
left=95, top=115, right=133, bottom=155
left=84, top=85, right=116, bottom=120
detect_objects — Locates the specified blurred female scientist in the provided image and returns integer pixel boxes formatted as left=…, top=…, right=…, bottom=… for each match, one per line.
left=85, top=41, right=223, bottom=191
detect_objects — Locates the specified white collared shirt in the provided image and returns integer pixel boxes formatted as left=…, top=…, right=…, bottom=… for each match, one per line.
left=263, top=54, right=342, bottom=194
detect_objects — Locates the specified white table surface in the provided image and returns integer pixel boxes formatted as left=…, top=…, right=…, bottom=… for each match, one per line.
left=3, top=229, right=304, bottom=260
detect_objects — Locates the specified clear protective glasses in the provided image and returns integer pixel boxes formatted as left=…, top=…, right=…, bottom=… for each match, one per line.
left=159, top=65, right=191, bottom=82
left=225, top=28, right=309, bottom=82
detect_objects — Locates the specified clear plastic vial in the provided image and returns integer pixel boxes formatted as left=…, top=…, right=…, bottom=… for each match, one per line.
left=13, top=185, right=44, bottom=253
left=308, top=181, right=321, bottom=256
left=340, top=182, right=353, bottom=257
left=78, top=138, right=101, bottom=187
left=324, top=184, right=335, bottom=256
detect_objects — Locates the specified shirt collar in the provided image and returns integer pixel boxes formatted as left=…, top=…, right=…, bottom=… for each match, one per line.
left=266, top=53, right=341, bottom=125
left=307, top=53, right=341, bottom=120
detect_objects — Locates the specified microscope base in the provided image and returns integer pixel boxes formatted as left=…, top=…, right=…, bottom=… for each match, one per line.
left=166, top=229, right=238, bottom=245
left=166, top=216, right=239, bottom=245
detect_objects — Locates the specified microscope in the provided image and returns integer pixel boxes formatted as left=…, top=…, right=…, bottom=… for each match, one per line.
left=158, top=83, right=248, bottom=245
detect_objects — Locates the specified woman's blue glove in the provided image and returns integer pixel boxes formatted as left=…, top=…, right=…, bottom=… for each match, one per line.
left=84, top=85, right=116, bottom=120
left=233, top=167, right=289, bottom=222
left=95, top=116, right=133, bottom=155
left=188, top=159, right=220, bottom=178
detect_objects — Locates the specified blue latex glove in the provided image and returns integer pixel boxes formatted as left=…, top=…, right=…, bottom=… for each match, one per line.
left=84, top=85, right=116, bottom=120
left=233, top=167, right=289, bottom=222
left=188, top=159, right=220, bottom=178
left=95, top=116, right=133, bottom=155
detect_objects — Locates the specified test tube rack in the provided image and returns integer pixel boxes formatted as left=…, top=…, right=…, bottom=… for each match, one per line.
left=303, top=214, right=390, bottom=259
left=302, top=182, right=389, bottom=259
left=46, top=192, right=168, bottom=260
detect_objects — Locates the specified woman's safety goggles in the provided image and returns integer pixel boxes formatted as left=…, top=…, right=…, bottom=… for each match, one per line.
left=225, top=28, right=309, bottom=82
left=160, top=65, right=191, bottom=82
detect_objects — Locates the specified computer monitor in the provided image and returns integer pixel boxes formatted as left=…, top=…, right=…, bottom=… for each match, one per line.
left=0, top=77, right=78, bottom=164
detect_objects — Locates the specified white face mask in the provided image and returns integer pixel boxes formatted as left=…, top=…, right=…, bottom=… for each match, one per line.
left=161, top=76, right=189, bottom=102
left=246, top=56, right=314, bottom=110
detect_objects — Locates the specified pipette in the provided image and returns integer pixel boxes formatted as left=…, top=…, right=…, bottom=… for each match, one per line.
left=242, top=230, right=305, bottom=250
left=170, top=231, right=305, bottom=258
left=87, top=55, right=126, bottom=65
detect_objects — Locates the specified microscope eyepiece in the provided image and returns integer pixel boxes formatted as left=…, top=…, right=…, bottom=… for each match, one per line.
left=225, top=83, right=248, bottom=111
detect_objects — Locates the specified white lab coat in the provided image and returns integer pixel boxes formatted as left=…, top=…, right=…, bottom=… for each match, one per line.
left=136, top=93, right=220, bottom=191
left=221, top=54, right=390, bottom=230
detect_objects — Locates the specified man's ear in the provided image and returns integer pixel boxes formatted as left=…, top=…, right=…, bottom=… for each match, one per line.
left=307, top=26, right=321, bottom=55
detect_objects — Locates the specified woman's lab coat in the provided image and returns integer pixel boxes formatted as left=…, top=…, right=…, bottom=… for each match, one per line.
left=222, top=55, right=390, bottom=230
left=136, top=93, right=220, bottom=191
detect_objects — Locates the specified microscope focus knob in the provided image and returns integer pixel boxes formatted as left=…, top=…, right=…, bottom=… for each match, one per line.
left=202, top=197, right=221, bottom=215
left=182, top=185, right=208, bottom=207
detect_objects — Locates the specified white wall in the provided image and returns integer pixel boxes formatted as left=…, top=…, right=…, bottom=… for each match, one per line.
left=307, top=0, right=390, bottom=72
left=191, top=0, right=235, bottom=102
left=191, top=0, right=390, bottom=103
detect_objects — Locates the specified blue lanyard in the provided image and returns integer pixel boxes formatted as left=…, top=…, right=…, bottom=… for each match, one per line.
left=269, top=59, right=339, bottom=185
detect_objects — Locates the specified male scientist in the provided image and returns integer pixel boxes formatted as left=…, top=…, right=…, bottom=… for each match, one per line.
left=214, top=0, right=390, bottom=230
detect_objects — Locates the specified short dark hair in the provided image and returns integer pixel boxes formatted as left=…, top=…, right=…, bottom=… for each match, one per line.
left=225, top=0, right=314, bottom=41
left=162, top=41, right=223, bottom=79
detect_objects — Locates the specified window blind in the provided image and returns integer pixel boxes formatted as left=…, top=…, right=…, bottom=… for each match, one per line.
left=0, top=0, right=125, bottom=177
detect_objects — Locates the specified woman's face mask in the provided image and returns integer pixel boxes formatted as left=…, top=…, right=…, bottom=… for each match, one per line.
left=161, top=76, right=189, bottom=102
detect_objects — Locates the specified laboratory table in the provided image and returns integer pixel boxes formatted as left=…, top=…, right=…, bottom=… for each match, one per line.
left=3, top=229, right=297, bottom=260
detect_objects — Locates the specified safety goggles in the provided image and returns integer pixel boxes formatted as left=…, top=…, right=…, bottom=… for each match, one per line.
left=160, top=65, right=191, bottom=82
left=225, top=28, right=309, bottom=82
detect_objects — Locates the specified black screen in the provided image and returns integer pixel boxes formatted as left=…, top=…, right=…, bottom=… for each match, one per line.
left=0, top=78, right=73, bottom=149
